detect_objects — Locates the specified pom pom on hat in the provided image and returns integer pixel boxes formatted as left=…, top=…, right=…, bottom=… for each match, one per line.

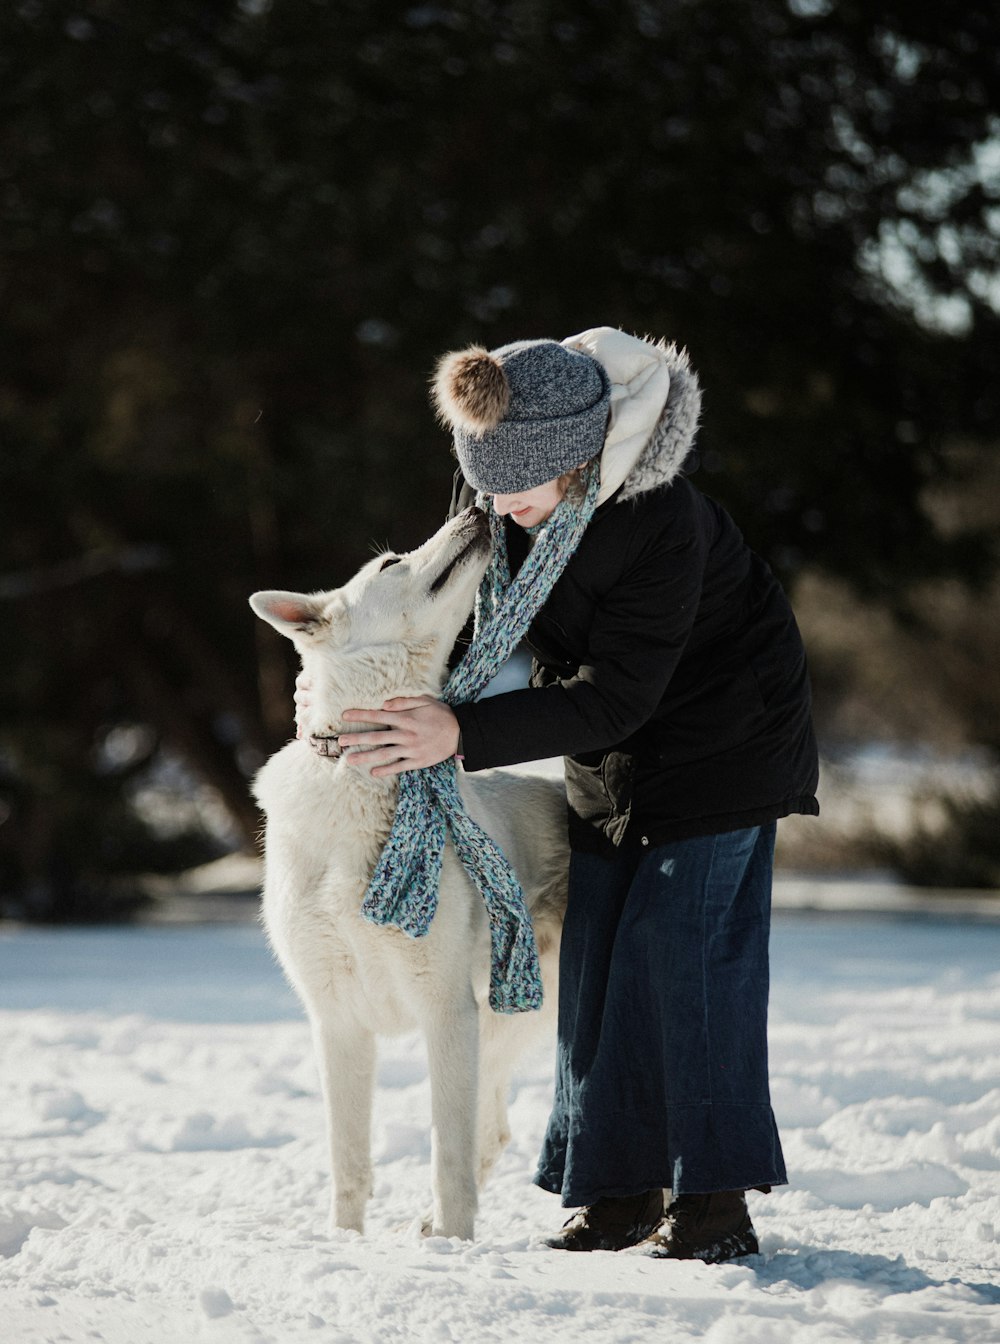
left=432, top=346, right=511, bottom=435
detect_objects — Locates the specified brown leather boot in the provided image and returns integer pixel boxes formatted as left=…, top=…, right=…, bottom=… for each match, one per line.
left=544, top=1189, right=665, bottom=1252
left=643, top=1190, right=759, bottom=1262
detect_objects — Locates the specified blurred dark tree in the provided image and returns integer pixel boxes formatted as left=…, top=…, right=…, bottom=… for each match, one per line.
left=1, top=0, right=997, bottom=914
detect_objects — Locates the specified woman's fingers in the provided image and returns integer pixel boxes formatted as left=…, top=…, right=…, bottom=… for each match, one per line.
left=340, top=730, right=402, bottom=751
left=336, top=700, right=459, bottom=774
left=341, top=707, right=392, bottom=724
left=294, top=672, right=313, bottom=735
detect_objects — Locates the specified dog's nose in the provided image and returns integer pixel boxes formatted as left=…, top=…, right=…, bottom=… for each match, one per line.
left=461, top=506, right=490, bottom=534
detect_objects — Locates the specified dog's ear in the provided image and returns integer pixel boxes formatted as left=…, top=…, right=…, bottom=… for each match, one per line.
left=249, top=590, right=334, bottom=638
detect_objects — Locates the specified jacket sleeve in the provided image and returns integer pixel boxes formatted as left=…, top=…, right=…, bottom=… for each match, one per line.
left=452, top=508, right=708, bottom=769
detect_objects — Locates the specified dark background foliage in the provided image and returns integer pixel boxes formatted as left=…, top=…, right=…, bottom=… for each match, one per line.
left=1, top=0, right=997, bottom=915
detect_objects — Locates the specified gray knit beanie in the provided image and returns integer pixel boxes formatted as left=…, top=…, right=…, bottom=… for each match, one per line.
left=431, top=338, right=612, bottom=493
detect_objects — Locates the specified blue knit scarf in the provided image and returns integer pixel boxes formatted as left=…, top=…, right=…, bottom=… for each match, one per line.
left=360, top=466, right=601, bottom=1013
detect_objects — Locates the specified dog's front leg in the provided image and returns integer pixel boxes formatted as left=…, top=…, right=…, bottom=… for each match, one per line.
left=311, top=1016, right=375, bottom=1235
left=425, top=995, right=479, bottom=1240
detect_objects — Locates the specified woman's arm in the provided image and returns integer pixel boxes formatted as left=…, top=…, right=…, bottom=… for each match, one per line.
left=454, top=517, right=708, bottom=769
left=447, top=468, right=476, bottom=520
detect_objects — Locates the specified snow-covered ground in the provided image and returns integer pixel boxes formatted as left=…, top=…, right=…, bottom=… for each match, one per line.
left=1, top=907, right=998, bottom=1344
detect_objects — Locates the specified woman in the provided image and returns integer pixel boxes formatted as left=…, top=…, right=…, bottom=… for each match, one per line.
left=310, top=327, right=819, bottom=1261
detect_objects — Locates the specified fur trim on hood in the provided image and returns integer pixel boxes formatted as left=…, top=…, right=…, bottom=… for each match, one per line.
left=562, top=327, right=702, bottom=505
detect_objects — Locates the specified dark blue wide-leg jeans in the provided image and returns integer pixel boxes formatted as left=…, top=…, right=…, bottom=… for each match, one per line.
left=534, top=824, right=786, bottom=1206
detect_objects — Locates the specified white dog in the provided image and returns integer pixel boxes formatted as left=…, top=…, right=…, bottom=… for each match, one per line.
left=250, top=508, right=567, bottom=1241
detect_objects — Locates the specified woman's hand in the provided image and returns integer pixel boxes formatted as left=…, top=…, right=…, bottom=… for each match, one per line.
left=339, top=697, right=461, bottom=777
left=293, top=671, right=312, bottom=739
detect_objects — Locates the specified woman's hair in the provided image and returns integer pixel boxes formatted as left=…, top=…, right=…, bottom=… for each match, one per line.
left=558, top=458, right=598, bottom=505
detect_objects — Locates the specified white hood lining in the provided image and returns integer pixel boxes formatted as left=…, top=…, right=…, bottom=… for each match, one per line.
left=562, top=327, right=673, bottom=505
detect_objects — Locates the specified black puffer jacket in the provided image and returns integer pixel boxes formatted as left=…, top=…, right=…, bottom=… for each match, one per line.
left=450, top=344, right=819, bottom=854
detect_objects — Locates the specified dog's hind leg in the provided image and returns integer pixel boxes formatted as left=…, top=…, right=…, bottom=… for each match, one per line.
left=475, top=1014, right=519, bottom=1188
left=425, top=993, right=479, bottom=1240
left=311, top=1015, right=375, bottom=1234
left=475, top=998, right=554, bottom=1188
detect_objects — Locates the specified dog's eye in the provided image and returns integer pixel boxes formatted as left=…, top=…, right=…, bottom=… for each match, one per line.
left=379, top=555, right=402, bottom=571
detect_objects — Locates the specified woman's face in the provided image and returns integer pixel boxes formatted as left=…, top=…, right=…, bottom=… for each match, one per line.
left=492, top=476, right=567, bottom=529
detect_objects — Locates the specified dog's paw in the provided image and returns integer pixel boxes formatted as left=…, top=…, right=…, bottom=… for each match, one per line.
left=385, top=1213, right=430, bottom=1239
left=423, top=1212, right=475, bottom=1241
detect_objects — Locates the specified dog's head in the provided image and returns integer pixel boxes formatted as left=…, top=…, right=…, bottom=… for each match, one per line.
left=249, top=507, right=492, bottom=709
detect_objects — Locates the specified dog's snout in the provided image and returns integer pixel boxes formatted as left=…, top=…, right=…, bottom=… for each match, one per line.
left=460, top=505, right=490, bottom=538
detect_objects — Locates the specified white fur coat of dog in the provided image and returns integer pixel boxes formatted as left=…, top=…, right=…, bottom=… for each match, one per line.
left=250, top=508, right=567, bottom=1240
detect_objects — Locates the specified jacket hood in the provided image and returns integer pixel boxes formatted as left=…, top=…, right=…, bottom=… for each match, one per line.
left=562, top=327, right=702, bottom=505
